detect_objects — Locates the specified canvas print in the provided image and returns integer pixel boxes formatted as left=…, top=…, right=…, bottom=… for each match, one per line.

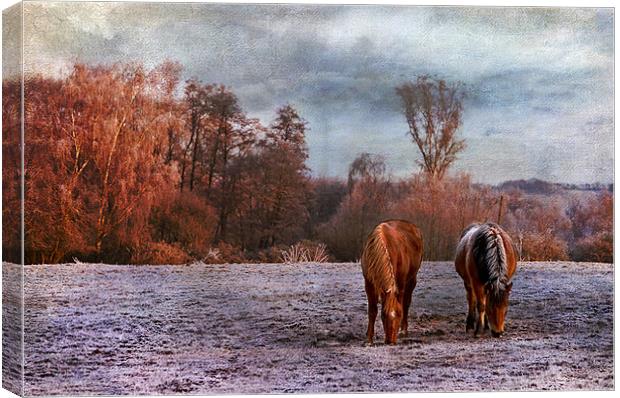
left=1, top=1, right=614, bottom=395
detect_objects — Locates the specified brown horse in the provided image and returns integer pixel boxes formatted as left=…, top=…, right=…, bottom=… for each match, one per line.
left=361, top=220, right=423, bottom=345
left=455, top=222, right=517, bottom=337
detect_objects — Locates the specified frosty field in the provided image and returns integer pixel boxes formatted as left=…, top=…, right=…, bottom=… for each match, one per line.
left=3, top=261, right=614, bottom=395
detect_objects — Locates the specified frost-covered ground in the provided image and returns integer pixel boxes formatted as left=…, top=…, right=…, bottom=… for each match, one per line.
left=2, top=261, right=614, bottom=395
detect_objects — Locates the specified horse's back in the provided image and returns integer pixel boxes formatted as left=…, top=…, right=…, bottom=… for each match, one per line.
left=455, top=222, right=517, bottom=284
left=497, top=227, right=518, bottom=278
left=455, top=223, right=481, bottom=280
left=379, top=220, right=423, bottom=279
left=482, top=222, right=518, bottom=278
left=383, top=218, right=421, bottom=241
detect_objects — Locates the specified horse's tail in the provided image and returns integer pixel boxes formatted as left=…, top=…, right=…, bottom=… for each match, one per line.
left=361, top=224, right=397, bottom=295
left=472, top=223, right=508, bottom=296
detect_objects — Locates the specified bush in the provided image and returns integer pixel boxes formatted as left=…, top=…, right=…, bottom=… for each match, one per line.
left=566, top=191, right=612, bottom=263
left=503, top=191, right=572, bottom=262
left=519, top=232, right=569, bottom=261
left=280, top=240, right=330, bottom=263
left=256, top=245, right=288, bottom=263
left=571, top=233, right=613, bottom=263
left=202, top=242, right=248, bottom=264
left=392, top=174, right=498, bottom=260
left=317, top=182, right=389, bottom=261
left=131, top=242, right=192, bottom=265
left=150, top=192, right=217, bottom=258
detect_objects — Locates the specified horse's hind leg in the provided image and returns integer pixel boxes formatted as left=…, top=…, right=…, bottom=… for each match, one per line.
left=465, top=282, right=476, bottom=333
left=473, top=286, right=487, bottom=337
left=400, top=278, right=416, bottom=337
left=365, top=279, right=378, bottom=346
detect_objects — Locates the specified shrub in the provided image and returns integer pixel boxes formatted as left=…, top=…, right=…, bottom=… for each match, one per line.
left=131, top=242, right=191, bottom=265
left=150, top=192, right=217, bottom=258
left=566, top=191, right=613, bottom=262
left=392, top=174, right=498, bottom=260
left=503, top=191, right=572, bottom=262
left=519, top=232, right=569, bottom=261
left=317, top=183, right=389, bottom=261
left=202, top=242, right=247, bottom=264
left=571, top=233, right=613, bottom=263
left=256, top=245, right=288, bottom=263
left=280, top=241, right=330, bottom=263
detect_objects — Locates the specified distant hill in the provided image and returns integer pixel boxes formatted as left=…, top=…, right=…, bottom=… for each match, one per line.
left=498, top=178, right=612, bottom=195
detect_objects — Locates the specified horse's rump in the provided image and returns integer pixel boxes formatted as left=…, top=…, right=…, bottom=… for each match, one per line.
left=361, top=224, right=396, bottom=296
left=361, top=220, right=423, bottom=298
left=457, top=222, right=515, bottom=295
left=472, top=223, right=508, bottom=291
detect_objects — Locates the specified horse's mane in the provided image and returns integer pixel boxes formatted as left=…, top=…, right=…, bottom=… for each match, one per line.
left=456, top=223, right=478, bottom=255
left=459, top=223, right=480, bottom=240
left=361, top=224, right=397, bottom=296
left=472, top=223, right=509, bottom=298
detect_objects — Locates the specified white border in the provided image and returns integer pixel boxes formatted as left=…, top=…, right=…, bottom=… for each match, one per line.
left=0, top=1, right=616, bottom=398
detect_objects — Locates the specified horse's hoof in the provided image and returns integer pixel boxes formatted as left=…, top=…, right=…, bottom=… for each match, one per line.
left=466, top=316, right=475, bottom=332
left=364, top=342, right=375, bottom=347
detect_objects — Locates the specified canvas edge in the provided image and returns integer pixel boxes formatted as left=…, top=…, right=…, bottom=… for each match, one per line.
left=2, top=1, right=25, bottom=396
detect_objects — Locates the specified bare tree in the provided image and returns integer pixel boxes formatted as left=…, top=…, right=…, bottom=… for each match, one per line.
left=347, top=152, right=386, bottom=194
left=396, top=76, right=466, bottom=180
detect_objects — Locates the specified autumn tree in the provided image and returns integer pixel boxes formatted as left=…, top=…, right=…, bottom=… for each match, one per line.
left=151, top=61, right=185, bottom=168
left=2, top=79, right=23, bottom=262
left=254, top=105, right=310, bottom=247
left=20, top=63, right=182, bottom=263
left=178, top=79, right=206, bottom=191
left=392, top=173, right=498, bottom=260
left=81, top=64, right=181, bottom=257
left=202, top=86, right=242, bottom=195
left=396, top=76, right=466, bottom=180
left=306, top=178, right=348, bottom=239
left=567, top=191, right=613, bottom=262
left=347, top=152, right=386, bottom=194
left=195, top=87, right=262, bottom=241
left=319, top=153, right=390, bottom=261
left=502, top=191, right=571, bottom=261
left=20, top=75, right=91, bottom=263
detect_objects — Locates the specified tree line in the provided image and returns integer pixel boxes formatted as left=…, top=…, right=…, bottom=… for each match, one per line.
left=2, top=62, right=612, bottom=264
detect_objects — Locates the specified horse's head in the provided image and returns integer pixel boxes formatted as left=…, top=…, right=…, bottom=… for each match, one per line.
left=486, top=281, right=512, bottom=337
left=381, top=290, right=403, bottom=345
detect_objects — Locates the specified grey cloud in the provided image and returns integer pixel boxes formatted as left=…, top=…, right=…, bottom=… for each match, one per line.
left=20, top=2, right=614, bottom=184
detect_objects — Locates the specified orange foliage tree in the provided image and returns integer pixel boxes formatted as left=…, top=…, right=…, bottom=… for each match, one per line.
left=21, top=63, right=181, bottom=263
left=392, top=173, right=499, bottom=260
left=501, top=190, right=571, bottom=261
left=2, top=79, right=23, bottom=263
left=567, top=191, right=613, bottom=262
left=318, top=153, right=391, bottom=261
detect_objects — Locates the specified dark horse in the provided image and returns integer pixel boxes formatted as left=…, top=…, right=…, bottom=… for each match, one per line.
left=455, top=222, right=517, bottom=337
left=361, top=220, right=423, bottom=345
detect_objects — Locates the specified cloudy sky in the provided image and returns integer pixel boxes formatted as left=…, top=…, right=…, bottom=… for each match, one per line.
left=16, top=1, right=614, bottom=184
